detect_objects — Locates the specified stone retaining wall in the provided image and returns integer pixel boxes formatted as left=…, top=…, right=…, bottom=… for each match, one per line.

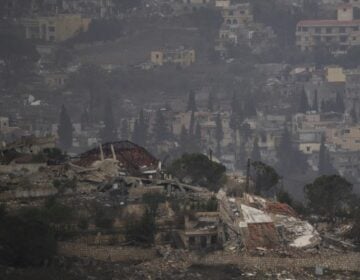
left=193, top=253, right=360, bottom=272
left=58, top=242, right=157, bottom=262
left=58, top=242, right=360, bottom=272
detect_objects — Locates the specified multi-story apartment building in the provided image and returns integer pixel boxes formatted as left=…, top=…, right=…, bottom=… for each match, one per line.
left=150, top=47, right=195, bottom=67
left=344, top=68, right=360, bottom=113
left=296, top=4, right=360, bottom=53
left=222, top=3, right=253, bottom=28
left=22, top=14, right=91, bottom=42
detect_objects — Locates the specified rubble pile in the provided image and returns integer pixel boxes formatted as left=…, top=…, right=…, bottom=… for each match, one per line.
left=218, top=190, right=322, bottom=252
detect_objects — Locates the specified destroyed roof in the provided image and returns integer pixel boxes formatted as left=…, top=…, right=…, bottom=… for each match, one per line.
left=73, top=141, right=159, bottom=173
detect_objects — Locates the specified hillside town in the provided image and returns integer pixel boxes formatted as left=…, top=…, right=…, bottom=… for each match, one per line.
left=1, top=0, right=360, bottom=279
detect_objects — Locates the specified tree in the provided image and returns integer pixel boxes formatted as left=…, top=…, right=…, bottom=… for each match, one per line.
left=0, top=208, right=57, bottom=267
left=251, top=161, right=280, bottom=195
left=0, top=33, right=39, bottom=88
left=250, top=137, right=261, bottom=162
left=121, top=119, right=130, bottom=140
left=276, top=125, right=308, bottom=174
left=229, top=93, right=243, bottom=153
left=237, top=141, right=247, bottom=170
left=304, top=175, right=352, bottom=219
left=132, top=109, right=148, bottom=146
left=186, top=91, right=197, bottom=112
left=179, top=125, right=189, bottom=153
left=101, top=98, right=117, bottom=143
left=277, top=190, right=293, bottom=206
left=189, top=110, right=195, bottom=135
left=125, top=208, right=156, bottom=245
left=298, top=86, right=310, bottom=113
left=215, top=113, right=224, bottom=157
left=335, top=91, right=345, bottom=114
left=207, top=92, right=214, bottom=112
left=168, top=153, right=226, bottom=191
left=94, top=206, right=114, bottom=230
left=194, top=121, right=202, bottom=152
left=313, top=89, right=319, bottom=112
left=318, top=135, right=336, bottom=176
left=58, top=105, right=73, bottom=151
left=69, top=64, right=108, bottom=118
left=153, top=109, right=169, bottom=143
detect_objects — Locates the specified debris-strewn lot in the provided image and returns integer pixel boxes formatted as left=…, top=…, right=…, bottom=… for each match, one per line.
left=2, top=257, right=360, bottom=280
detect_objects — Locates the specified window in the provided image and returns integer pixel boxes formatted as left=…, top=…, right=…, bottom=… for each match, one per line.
left=303, top=27, right=308, bottom=32
left=340, top=36, right=347, bottom=42
left=315, top=27, right=321, bottom=33
left=339, top=27, right=346, bottom=33
left=306, top=146, right=311, bottom=152
left=354, top=26, right=359, bottom=31
left=49, top=35, right=55, bottom=41
left=326, top=27, right=332, bottom=34
left=48, top=26, right=55, bottom=32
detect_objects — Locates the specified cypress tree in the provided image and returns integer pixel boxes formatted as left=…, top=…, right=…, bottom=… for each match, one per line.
left=335, top=91, right=345, bottom=113
left=318, top=135, right=336, bottom=175
left=276, top=126, right=293, bottom=173
left=132, top=110, right=148, bottom=147
left=207, top=92, right=214, bottom=112
left=237, top=141, right=247, bottom=170
left=251, top=137, right=261, bottom=162
left=58, top=105, right=73, bottom=151
left=132, top=119, right=140, bottom=144
left=194, top=121, right=202, bottom=152
left=298, top=86, right=310, bottom=113
left=215, top=113, right=224, bottom=157
left=120, top=119, right=129, bottom=140
left=313, top=89, right=319, bottom=112
left=153, top=109, right=169, bottom=143
left=186, top=91, right=197, bottom=112
left=189, top=110, right=195, bottom=135
left=101, top=98, right=117, bottom=143
left=137, top=109, right=148, bottom=146
left=179, top=125, right=188, bottom=154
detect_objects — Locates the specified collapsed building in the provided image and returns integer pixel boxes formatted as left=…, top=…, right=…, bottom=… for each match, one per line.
left=216, top=191, right=321, bottom=251
left=72, top=141, right=160, bottom=178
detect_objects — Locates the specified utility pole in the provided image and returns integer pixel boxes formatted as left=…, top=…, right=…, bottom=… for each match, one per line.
left=245, top=158, right=250, bottom=193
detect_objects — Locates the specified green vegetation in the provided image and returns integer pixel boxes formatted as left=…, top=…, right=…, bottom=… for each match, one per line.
left=125, top=209, right=156, bottom=246
left=304, top=175, right=353, bottom=220
left=251, top=161, right=279, bottom=195
left=66, top=19, right=124, bottom=44
left=168, top=153, right=226, bottom=192
left=94, top=206, right=115, bottom=230
left=0, top=206, right=57, bottom=267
